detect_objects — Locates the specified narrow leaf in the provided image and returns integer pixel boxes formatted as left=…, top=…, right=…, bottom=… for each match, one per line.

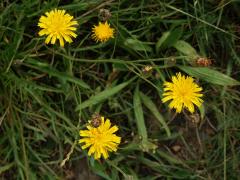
left=178, top=66, right=240, bottom=86
left=173, top=40, right=198, bottom=58
left=156, top=31, right=171, bottom=52
left=156, top=27, right=182, bottom=53
left=140, top=92, right=171, bottom=137
left=124, top=38, right=152, bottom=52
left=75, top=78, right=135, bottom=111
left=133, top=86, right=148, bottom=141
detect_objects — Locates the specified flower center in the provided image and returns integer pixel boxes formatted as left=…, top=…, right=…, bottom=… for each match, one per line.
left=98, top=28, right=107, bottom=36
left=49, top=20, right=63, bottom=33
left=179, top=90, right=187, bottom=97
left=93, top=131, right=105, bottom=145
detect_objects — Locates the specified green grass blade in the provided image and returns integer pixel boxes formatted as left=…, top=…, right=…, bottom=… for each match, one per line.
left=75, top=78, right=135, bottom=111
left=0, top=163, right=14, bottom=175
left=156, top=27, right=182, bottom=53
left=24, top=59, right=90, bottom=89
left=26, top=89, right=75, bottom=129
left=156, top=31, right=171, bottom=52
left=124, top=38, right=152, bottom=52
left=133, top=85, right=148, bottom=141
left=139, top=92, right=171, bottom=137
left=178, top=66, right=240, bottom=86
left=133, top=86, right=158, bottom=152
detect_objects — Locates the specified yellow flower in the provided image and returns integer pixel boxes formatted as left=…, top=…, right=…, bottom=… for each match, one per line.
left=162, top=72, right=203, bottom=113
left=91, top=21, right=114, bottom=42
left=38, top=9, right=78, bottom=47
left=79, top=116, right=121, bottom=159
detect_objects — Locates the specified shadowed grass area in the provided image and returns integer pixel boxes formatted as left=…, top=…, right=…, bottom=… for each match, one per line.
left=1, top=0, right=240, bottom=179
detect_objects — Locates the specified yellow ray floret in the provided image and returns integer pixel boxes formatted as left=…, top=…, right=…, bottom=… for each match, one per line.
left=79, top=116, right=121, bottom=159
left=38, top=9, right=78, bottom=47
left=162, top=72, right=203, bottom=113
left=91, top=21, right=114, bottom=42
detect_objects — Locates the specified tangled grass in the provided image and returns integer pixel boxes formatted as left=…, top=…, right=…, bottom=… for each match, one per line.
left=1, top=0, right=240, bottom=179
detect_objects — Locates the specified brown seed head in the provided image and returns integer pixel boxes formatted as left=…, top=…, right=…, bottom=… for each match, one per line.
left=99, top=9, right=112, bottom=22
left=196, top=57, right=212, bottom=67
left=90, top=113, right=102, bottom=128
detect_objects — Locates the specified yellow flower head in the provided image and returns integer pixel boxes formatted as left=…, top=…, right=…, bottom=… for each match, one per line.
left=91, top=21, right=114, bottom=42
left=38, top=9, right=78, bottom=47
left=79, top=116, right=121, bottom=159
left=162, top=72, right=203, bottom=113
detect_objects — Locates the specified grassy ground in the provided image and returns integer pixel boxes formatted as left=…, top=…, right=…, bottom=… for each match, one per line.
left=1, top=0, right=240, bottom=179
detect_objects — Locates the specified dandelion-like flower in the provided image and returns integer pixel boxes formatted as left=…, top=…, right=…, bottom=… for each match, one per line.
left=91, top=21, right=114, bottom=42
left=162, top=72, right=203, bottom=113
left=38, top=9, right=78, bottom=47
left=79, top=116, right=121, bottom=159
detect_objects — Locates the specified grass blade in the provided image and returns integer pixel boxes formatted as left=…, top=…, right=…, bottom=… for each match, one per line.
left=75, top=78, right=135, bottom=111
left=124, top=38, right=152, bottom=52
left=178, top=65, right=240, bottom=86
left=133, top=85, right=148, bottom=141
left=139, top=92, right=171, bottom=137
left=156, top=27, right=182, bottom=53
left=133, top=86, right=158, bottom=152
left=24, top=59, right=90, bottom=89
left=0, top=163, right=14, bottom=175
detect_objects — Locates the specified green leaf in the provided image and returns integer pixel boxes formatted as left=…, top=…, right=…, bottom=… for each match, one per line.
left=173, top=40, right=199, bottom=58
left=75, top=78, right=135, bottom=111
left=90, top=160, right=112, bottom=180
left=156, top=31, right=171, bottom=52
left=133, top=86, right=158, bottom=152
left=157, top=150, right=183, bottom=165
left=156, top=27, right=182, bottom=53
left=121, top=142, right=139, bottom=151
left=133, top=85, right=148, bottom=141
left=178, top=66, right=240, bottom=86
left=124, top=38, right=152, bottom=52
left=139, top=92, right=171, bottom=137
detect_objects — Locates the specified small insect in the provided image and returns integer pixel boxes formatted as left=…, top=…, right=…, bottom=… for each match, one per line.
left=196, top=57, right=212, bottom=67
left=99, top=9, right=112, bottom=22
left=142, top=65, right=153, bottom=73
left=89, top=113, right=102, bottom=128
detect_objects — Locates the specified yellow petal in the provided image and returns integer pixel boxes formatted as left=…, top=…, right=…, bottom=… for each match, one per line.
left=62, top=34, right=73, bottom=43
left=82, top=143, right=92, bottom=149
left=107, top=126, right=118, bottom=134
left=162, top=96, right=173, bottom=103
left=104, top=119, right=111, bottom=130
left=88, top=146, right=95, bottom=156
left=51, top=35, right=57, bottom=44
left=45, top=34, right=53, bottom=44
left=79, top=130, right=91, bottom=137
left=38, top=29, right=48, bottom=36
left=58, top=35, right=64, bottom=47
